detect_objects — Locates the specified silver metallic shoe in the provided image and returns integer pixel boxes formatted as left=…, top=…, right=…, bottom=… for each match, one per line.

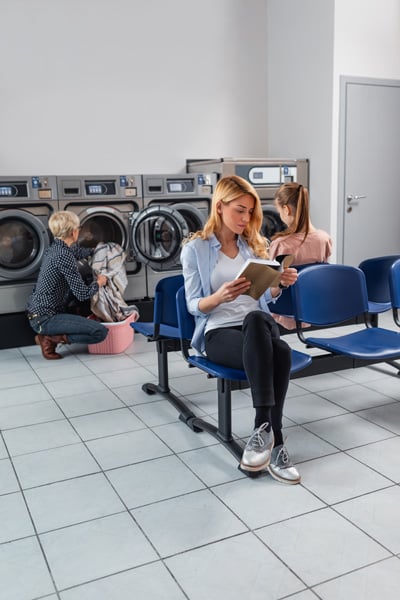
left=268, top=444, right=301, bottom=484
left=240, top=423, right=274, bottom=472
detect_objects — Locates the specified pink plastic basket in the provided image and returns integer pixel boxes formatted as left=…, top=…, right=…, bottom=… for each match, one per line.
left=88, top=312, right=137, bottom=354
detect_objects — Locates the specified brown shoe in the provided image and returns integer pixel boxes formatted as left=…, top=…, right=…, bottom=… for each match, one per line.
left=35, top=334, right=64, bottom=360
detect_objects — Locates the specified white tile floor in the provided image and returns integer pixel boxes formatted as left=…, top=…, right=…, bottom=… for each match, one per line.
left=1, top=313, right=400, bottom=600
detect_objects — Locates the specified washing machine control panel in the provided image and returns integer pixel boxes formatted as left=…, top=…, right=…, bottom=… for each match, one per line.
left=0, top=176, right=57, bottom=201
left=57, top=175, right=141, bottom=200
left=144, top=173, right=215, bottom=196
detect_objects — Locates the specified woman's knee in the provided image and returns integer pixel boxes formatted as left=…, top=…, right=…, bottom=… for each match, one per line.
left=243, top=310, right=279, bottom=336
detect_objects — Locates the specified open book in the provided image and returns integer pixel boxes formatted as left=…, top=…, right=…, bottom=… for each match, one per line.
left=235, top=254, right=294, bottom=300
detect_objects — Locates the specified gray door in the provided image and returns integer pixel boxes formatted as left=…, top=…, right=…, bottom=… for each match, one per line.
left=338, top=77, right=400, bottom=266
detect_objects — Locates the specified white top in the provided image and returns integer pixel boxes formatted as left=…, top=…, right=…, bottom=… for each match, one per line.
left=205, top=251, right=259, bottom=333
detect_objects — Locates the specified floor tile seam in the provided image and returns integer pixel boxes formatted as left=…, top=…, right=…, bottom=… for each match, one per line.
left=353, top=407, right=400, bottom=435
left=6, top=439, right=90, bottom=460
left=300, top=420, right=398, bottom=451
left=53, top=559, right=177, bottom=598
left=157, top=529, right=258, bottom=562
left=202, top=479, right=302, bottom=533
left=0, top=413, right=66, bottom=432
left=354, top=377, right=400, bottom=399
left=248, top=504, right=330, bottom=533
left=126, top=485, right=214, bottom=512
left=329, top=496, right=399, bottom=556
left=317, top=395, right=400, bottom=414
left=0, top=443, right=61, bottom=597
left=171, top=441, right=246, bottom=489
left=250, top=527, right=310, bottom=591
left=54, top=391, right=163, bottom=454
left=35, top=507, right=131, bottom=538
left=309, top=555, right=398, bottom=592
left=85, top=361, right=158, bottom=379
left=0, top=380, right=46, bottom=392
left=339, top=447, right=400, bottom=484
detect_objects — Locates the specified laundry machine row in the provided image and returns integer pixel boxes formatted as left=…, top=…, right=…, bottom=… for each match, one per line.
left=56, top=172, right=217, bottom=301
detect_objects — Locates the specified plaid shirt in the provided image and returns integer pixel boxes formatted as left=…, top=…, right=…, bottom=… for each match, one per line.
left=26, top=239, right=98, bottom=317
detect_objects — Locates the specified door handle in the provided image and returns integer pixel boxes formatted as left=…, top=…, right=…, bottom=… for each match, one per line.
left=347, top=194, right=367, bottom=204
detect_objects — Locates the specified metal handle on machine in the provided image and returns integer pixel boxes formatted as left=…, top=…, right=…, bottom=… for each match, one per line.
left=346, top=194, right=367, bottom=212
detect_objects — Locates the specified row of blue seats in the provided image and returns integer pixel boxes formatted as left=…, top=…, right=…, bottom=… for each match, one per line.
left=269, top=254, right=400, bottom=327
left=131, top=258, right=400, bottom=477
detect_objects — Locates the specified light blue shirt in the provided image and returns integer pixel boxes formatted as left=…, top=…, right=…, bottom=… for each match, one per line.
left=180, top=234, right=276, bottom=354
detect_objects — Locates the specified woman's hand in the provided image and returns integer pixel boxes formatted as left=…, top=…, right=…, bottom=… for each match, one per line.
left=280, top=267, right=298, bottom=287
left=217, top=277, right=251, bottom=304
left=198, top=277, right=251, bottom=312
left=271, top=267, right=298, bottom=298
left=96, top=274, right=108, bottom=287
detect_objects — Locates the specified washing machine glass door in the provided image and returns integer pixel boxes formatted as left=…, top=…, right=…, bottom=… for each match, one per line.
left=170, top=202, right=206, bottom=234
left=130, top=205, right=190, bottom=270
left=76, top=207, right=127, bottom=250
left=262, top=207, right=285, bottom=240
left=0, top=209, right=50, bottom=280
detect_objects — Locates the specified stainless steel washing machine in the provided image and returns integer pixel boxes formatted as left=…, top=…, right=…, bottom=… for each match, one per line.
left=0, top=175, right=57, bottom=314
left=130, top=173, right=216, bottom=298
left=186, top=158, right=309, bottom=240
left=57, top=174, right=146, bottom=301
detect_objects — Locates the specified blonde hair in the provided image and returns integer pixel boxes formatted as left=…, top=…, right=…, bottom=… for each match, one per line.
left=272, top=183, right=310, bottom=241
left=184, top=175, right=269, bottom=258
left=48, top=211, right=80, bottom=239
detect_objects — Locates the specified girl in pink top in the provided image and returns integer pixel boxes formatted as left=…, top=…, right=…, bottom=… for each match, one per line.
left=268, top=183, right=332, bottom=329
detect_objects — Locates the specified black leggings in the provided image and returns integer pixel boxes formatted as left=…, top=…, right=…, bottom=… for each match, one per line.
left=205, top=310, right=292, bottom=432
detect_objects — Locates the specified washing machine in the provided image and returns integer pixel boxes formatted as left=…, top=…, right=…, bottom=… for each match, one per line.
left=57, top=174, right=146, bottom=301
left=130, top=173, right=216, bottom=298
left=186, top=158, right=309, bottom=240
left=0, top=175, right=58, bottom=314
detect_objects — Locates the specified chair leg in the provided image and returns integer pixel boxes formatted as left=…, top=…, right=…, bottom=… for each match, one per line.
left=385, top=360, right=400, bottom=376
left=141, top=339, right=171, bottom=395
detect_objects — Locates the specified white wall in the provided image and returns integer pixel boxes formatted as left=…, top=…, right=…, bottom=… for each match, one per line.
left=330, top=0, right=400, bottom=243
left=266, top=0, right=400, bottom=261
left=0, top=0, right=269, bottom=175
left=265, top=0, right=335, bottom=234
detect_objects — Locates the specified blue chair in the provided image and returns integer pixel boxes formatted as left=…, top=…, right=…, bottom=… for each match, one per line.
left=175, top=286, right=312, bottom=475
left=389, top=258, right=400, bottom=328
left=358, top=255, right=400, bottom=325
left=291, top=264, right=400, bottom=374
left=131, top=275, right=183, bottom=395
left=268, top=263, right=323, bottom=322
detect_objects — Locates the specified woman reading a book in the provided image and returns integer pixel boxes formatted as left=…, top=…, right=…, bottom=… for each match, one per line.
left=268, top=183, right=332, bottom=329
left=181, top=175, right=300, bottom=484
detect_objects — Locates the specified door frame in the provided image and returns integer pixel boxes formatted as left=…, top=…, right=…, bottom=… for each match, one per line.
left=337, top=75, right=400, bottom=264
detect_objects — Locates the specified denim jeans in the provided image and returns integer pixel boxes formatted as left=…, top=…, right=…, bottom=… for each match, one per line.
left=28, top=313, right=108, bottom=345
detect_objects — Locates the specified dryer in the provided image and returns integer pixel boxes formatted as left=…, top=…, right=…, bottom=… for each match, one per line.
left=131, top=173, right=216, bottom=298
left=57, top=175, right=146, bottom=301
left=186, top=158, right=309, bottom=240
left=0, top=175, right=57, bottom=314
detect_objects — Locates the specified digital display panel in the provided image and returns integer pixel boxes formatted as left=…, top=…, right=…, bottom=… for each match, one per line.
left=167, top=179, right=194, bottom=193
left=168, top=183, right=184, bottom=192
left=0, top=186, right=13, bottom=196
left=87, top=184, right=103, bottom=195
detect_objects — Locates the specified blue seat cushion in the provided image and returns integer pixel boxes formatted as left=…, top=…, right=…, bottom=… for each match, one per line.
left=187, top=349, right=311, bottom=381
left=131, top=322, right=180, bottom=339
left=305, top=328, right=400, bottom=360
